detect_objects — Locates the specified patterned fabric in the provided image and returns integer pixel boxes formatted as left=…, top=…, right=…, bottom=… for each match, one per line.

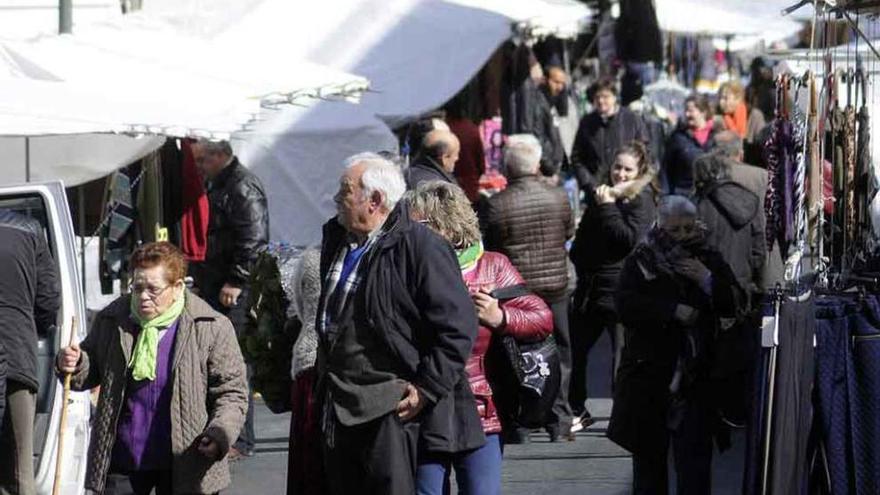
left=763, top=103, right=805, bottom=256
left=844, top=106, right=857, bottom=252
left=317, top=232, right=381, bottom=337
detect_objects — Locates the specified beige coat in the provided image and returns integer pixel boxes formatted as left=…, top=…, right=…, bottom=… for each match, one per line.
left=67, top=292, right=247, bottom=494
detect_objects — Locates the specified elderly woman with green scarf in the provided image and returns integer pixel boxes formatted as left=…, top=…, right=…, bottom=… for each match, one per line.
left=57, top=242, right=248, bottom=495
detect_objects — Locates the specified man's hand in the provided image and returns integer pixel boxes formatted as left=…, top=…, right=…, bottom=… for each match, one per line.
left=58, top=344, right=81, bottom=373
left=219, top=284, right=242, bottom=308
left=397, top=383, right=425, bottom=421
left=198, top=435, right=221, bottom=459
left=473, top=290, right=504, bottom=329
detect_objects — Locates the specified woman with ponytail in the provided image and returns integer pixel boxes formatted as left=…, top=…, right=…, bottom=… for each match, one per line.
left=568, top=141, right=658, bottom=429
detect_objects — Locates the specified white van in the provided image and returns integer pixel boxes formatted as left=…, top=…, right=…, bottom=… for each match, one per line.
left=0, top=181, right=91, bottom=494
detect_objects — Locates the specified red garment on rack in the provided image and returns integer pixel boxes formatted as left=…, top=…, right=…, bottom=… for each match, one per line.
left=179, top=139, right=209, bottom=261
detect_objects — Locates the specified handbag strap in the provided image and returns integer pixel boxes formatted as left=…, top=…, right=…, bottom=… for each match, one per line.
left=490, top=284, right=532, bottom=301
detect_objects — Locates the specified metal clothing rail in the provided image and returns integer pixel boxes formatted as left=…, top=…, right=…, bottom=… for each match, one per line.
left=782, top=0, right=880, bottom=61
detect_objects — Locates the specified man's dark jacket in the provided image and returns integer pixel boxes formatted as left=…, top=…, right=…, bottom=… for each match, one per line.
left=0, top=209, right=60, bottom=390
left=317, top=201, right=484, bottom=454
left=523, top=85, right=565, bottom=177
left=484, top=176, right=573, bottom=302
left=571, top=107, right=649, bottom=191
left=695, top=180, right=766, bottom=294
left=195, top=158, right=269, bottom=296
left=404, top=156, right=455, bottom=190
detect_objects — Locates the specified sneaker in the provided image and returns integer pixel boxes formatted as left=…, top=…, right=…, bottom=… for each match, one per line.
left=572, top=410, right=595, bottom=431
left=228, top=446, right=254, bottom=462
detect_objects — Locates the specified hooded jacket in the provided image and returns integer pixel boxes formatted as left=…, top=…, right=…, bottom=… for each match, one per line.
left=695, top=181, right=766, bottom=293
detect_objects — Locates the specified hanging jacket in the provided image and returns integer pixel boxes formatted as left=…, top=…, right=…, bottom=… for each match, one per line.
left=179, top=140, right=210, bottom=262
left=616, top=0, right=662, bottom=64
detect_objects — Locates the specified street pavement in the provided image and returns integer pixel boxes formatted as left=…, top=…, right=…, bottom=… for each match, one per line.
left=112, top=332, right=748, bottom=494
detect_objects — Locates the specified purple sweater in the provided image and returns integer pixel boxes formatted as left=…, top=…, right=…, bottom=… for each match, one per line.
left=111, top=319, right=179, bottom=472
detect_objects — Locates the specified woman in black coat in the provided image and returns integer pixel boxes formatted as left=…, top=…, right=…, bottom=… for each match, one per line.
left=662, top=94, right=717, bottom=195
left=607, top=196, right=745, bottom=495
left=568, top=141, right=657, bottom=428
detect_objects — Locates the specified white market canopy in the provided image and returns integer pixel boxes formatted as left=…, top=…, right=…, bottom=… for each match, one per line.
left=0, top=4, right=371, bottom=187
left=147, top=0, right=590, bottom=246
left=656, top=0, right=805, bottom=50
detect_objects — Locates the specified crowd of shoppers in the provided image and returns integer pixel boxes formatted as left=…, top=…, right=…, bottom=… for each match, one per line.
left=0, top=56, right=788, bottom=495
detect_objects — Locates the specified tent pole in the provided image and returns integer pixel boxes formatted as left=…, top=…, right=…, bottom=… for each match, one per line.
left=78, top=186, right=86, bottom=295
left=59, top=0, right=72, bottom=34
left=25, top=137, right=30, bottom=183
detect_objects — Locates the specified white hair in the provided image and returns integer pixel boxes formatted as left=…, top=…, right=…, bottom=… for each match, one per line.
left=344, top=152, right=406, bottom=210
left=657, top=195, right=697, bottom=225
left=504, top=134, right=542, bottom=178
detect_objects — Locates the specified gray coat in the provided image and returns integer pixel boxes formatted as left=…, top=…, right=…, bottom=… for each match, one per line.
left=65, top=292, right=247, bottom=494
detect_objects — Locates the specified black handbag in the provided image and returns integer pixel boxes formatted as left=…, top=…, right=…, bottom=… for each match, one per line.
left=489, top=285, right=561, bottom=428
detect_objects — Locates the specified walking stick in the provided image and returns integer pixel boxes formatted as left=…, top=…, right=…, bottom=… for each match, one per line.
left=52, top=316, right=77, bottom=495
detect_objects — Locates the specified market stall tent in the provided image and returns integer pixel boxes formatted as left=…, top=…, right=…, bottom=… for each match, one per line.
left=139, top=0, right=592, bottom=246
left=0, top=7, right=370, bottom=187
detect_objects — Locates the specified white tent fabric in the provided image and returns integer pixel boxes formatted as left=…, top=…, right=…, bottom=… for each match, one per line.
left=656, top=0, right=803, bottom=47
left=0, top=7, right=371, bottom=188
left=139, top=0, right=591, bottom=245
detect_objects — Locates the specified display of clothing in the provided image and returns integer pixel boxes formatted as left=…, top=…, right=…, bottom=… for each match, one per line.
left=179, top=139, right=209, bottom=262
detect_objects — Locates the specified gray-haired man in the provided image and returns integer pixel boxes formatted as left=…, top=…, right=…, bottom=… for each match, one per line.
left=485, top=134, right=575, bottom=442
left=317, top=153, right=481, bottom=494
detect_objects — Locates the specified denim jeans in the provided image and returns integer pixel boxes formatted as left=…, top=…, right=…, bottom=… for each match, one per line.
left=416, top=434, right=502, bottom=495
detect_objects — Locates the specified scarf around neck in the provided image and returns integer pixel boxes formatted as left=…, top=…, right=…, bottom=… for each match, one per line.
left=129, top=292, right=185, bottom=381
left=457, top=242, right=485, bottom=271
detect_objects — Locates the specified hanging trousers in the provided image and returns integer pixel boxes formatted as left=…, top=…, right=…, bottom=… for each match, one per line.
left=768, top=296, right=815, bottom=495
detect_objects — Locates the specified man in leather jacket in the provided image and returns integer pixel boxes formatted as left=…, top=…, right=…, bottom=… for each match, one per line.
left=190, top=139, right=269, bottom=459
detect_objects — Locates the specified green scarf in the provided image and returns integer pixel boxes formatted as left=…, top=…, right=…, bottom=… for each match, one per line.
left=456, top=242, right=484, bottom=271
left=129, top=292, right=185, bottom=381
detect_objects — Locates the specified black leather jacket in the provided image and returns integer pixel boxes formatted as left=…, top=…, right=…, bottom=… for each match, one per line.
left=196, top=158, right=269, bottom=294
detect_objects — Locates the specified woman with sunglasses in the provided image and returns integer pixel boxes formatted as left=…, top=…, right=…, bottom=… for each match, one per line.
left=57, top=242, right=248, bottom=495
